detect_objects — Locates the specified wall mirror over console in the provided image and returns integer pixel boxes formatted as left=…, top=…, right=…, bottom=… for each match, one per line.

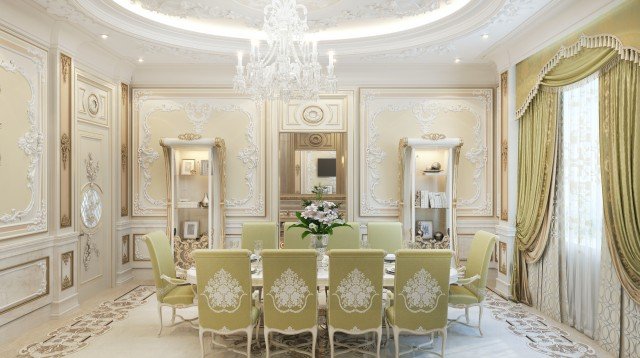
left=279, top=132, right=347, bottom=236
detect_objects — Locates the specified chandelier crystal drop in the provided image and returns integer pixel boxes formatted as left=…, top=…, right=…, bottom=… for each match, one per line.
left=232, top=0, right=338, bottom=102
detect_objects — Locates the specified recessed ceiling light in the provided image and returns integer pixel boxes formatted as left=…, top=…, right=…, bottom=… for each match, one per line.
left=100, top=34, right=109, bottom=39
left=481, top=33, right=489, bottom=40
left=137, top=57, right=144, bottom=63
left=454, top=58, right=461, bottom=64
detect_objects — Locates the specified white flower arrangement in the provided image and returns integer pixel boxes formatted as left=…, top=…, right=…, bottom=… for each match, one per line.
left=289, top=185, right=350, bottom=238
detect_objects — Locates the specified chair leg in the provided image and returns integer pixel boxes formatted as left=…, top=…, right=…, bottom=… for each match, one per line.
left=311, top=328, right=317, bottom=358
left=441, top=329, right=447, bottom=357
left=464, top=307, right=470, bottom=324
left=329, top=327, right=335, bottom=358
left=157, top=304, right=163, bottom=336
left=478, top=305, right=484, bottom=337
left=385, top=317, right=390, bottom=344
left=247, top=328, right=253, bottom=357
left=254, top=316, right=261, bottom=349
left=199, top=328, right=205, bottom=358
left=264, top=329, right=270, bottom=358
left=171, top=307, right=176, bottom=325
left=376, top=328, right=382, bottom=358
left=393, top=327, right=400, bottom=358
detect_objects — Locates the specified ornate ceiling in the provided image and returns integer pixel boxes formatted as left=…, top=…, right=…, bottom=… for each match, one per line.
left=32, top=0, right=554, bottom=65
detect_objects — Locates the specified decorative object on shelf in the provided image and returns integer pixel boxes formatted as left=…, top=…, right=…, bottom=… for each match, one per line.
left=433, top=231, right=445, bottom=241
left=183, top=221, right=199, bottom=239
left=199, top=159, right=209, bottom=175
left=232, top=0, right=337, bottom=102
left=289, top=185, right=349, bottom=267
left=180, top=159, right=196, bottom=175
left=417, top=235, right=450, bottom=250
left=424, top=161, right=442, bottom=173
left=177, top=132, right=202, bottom=141
left=200, top=193, right=210, bottom=208
left=417, top=220, right=433, bottom=239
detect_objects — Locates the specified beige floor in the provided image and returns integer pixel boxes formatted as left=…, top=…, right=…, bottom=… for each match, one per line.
left=3, top=280, right=612, bottom=358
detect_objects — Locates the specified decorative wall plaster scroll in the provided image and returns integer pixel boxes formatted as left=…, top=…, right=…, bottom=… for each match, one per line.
left=121, top=235, right=130, bottom=264
left=81, top=153, right=102, bottom=271
left=120, top=83, right=129, bottom=217
left=281, top=95, right=347, bottom=132
left=132, top=89, right=265, bottom=217
left=0, top=257, right=49, bottom=314
left=60, top=53, right=72, bottom=228
left=0, top=30, right=48, bottom=239
left=360, top=88, right=493, bottom=217
left=500, top=71, right=509, bottom=221
left=133, top=234, right=150, bottom=261
left=61, top=251, right=74, bottom=291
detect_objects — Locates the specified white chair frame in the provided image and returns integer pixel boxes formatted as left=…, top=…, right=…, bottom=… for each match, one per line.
left=198, top=318, right=261, bottom=358
left=328, top=325, right=382, bottom=358
left=264, top=326, right=318, bottom=357
left=385, top=322, right=447, bottom=357
left=155, top=276, right=198, bottom=336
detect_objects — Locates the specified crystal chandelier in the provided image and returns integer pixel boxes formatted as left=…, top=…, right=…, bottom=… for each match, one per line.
left=233, top=0, right=337, bottom=102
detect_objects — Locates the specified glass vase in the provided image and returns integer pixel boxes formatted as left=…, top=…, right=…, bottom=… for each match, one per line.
left=309, top=234, right=329, bottom=269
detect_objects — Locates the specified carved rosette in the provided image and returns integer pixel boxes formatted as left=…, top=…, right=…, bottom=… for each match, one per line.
left=60, top=133, right=71, bottom=170
left=178, top=133, right=202, bottom=141
left=421, top=133, right=446, bottom=141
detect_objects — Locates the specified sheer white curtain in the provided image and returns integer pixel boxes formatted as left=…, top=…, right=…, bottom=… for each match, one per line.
left=559, top=77, right=602, bottom=338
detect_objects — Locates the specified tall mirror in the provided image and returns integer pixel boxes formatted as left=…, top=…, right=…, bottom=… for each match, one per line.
left=279, top=132, right=347, bottom=236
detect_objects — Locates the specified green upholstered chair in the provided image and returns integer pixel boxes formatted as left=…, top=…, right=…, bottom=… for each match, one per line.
left=242, top=221, right=279, bottom=251
left=327, top=249, right=385, bottom=357
left=367, top=222, right=403, bottom=254
left=144, top=230, right=196, bottom=336
left=386, top=249, right=452, bottom=357
left=448, top=230, right=497, bottom=336
left=327, top=222, right=360, bottom=250
left=262, top=249, right=318, bottom=357
left=283, top=222, right=312, bottom=249
left=192, top=249, right=260, bottom=357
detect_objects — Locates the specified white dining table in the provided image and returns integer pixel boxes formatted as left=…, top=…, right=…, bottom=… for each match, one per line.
left=185, top=261, right=459, bottom=287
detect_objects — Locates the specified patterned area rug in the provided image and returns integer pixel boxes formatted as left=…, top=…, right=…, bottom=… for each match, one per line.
left=18, top=286, right=155, bottom=358
left=484, top=292, right=598, bottom=358
left=17, top=286, right=603, bottom=357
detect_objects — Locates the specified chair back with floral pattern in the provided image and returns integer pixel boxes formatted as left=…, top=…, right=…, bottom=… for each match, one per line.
left=192, top=249, right=253, bottom=331
left=144, top=231, right=177, bottom=302
left=328, top=249, right=385, bottom=332
left=327, top=222, right=360, bottom=250
left=283, top=222, right=312, bottom=249
left=465, top=231, right=497, bottom=301
left=262, top=249, right=317, bottom=332
left=241, top=222, right=278, bottom=250
left=394, top=249, right=452, bottom=332
left=367, top=222, right=403, bottom=254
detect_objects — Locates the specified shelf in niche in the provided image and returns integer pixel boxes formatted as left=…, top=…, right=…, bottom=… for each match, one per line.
left=415, top=206, right=449, bottom=209
left=421, top=171, right=447, bottom=176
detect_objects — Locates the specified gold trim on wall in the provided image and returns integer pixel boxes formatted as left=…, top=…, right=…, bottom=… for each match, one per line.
left=121, top=234, right=130, bottom=264
left=500, top=71, right=509, bottom=221
left=61, top=251, right=73, bottom=291
left=132, top=234, right=150, bottom=261
left=60, top=53, right=73, bottom=228
left=0, top=257, right=50, bottom=314
left=120, top=83, right=129, bottom=217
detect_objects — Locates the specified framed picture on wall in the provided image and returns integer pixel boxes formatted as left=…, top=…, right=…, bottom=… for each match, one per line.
left=181, top=159, right=196, bottom=175
left=417, top=220, right=433, bottom=239
left=183, top=221, right=199, bottom=239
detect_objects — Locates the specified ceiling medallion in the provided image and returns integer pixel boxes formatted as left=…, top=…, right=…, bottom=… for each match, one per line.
left=178, top=133, right=202, bottom=141
left=232, top=0, right=337, bottom=102
left=302, top=105, right=324, bottom=124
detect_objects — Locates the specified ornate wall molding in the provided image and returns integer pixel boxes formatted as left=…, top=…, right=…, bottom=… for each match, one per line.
left=61, top=251, right=74, bottom=291
left=132, top=88, right=265, bottom=217
left=132, top=234, right=150, bottom=261
left=280, top=95, right=347, bottom=132
left=500, top=70, right=509, bottom=221
left=0, top=30, right=48, bottom=239
left=0, top=257, right=49, bottom=314
left=121, top=234, right=130, bottom=265
left=120, top=83, right=129, bottom=217
left=360, top=88, right=493, bottom=217
left=60, top=53, right=72, bottom=228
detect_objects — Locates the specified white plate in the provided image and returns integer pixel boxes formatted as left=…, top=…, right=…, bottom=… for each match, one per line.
left=384, top=254, right=396, bottom=261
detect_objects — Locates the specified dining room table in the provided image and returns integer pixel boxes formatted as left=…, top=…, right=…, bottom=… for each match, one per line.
left=184, top=255, right=459, bottom=287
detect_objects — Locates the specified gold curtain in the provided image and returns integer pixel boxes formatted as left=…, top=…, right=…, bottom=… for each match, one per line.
left=512, top=47, right=619, bottom=304
left=599, top=60, right=640, bottom=303
left=512, top=90, right=558, bottom=304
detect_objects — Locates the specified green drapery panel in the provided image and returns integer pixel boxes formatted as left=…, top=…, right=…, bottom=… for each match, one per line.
left=599, top=60, right=640, bottom=304
left=541, top=48, right=617, bottom=87
left=512, top=90, right=559, bottom=304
